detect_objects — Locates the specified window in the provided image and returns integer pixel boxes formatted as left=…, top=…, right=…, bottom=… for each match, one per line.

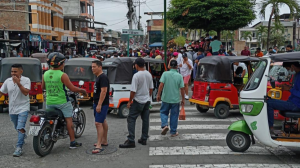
left=64, top=19, right=69, bottom=30
left=28, top=6, right=32, bottom=24
left=244, top=60, right=267, bottom=91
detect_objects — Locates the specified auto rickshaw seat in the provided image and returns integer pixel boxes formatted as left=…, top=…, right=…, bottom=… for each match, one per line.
left=280, top=111, right=300, bottom=118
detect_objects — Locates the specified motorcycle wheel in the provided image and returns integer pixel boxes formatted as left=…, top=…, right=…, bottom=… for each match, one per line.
left=33, top=123, right=54, bottom=157
left=74, top=110, right=86, bottom=138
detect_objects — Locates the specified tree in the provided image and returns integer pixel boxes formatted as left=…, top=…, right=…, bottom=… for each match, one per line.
left=241, top=31, right=253, bottom=48
left=270, top=22, right=285, bottom=47
left=161, top=20, right=179, bottom=42
left=259, top=0, right=300, bottom=50
left=256, top=25, right=267, bottom=49
left=167, top=0, right=256, bottom=39
left=174, top=36, right=186, bottom=47
left=222, top=30, right=235, bottom=50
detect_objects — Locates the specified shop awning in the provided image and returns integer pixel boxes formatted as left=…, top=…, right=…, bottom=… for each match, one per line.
left=10, top=43, right=21, bottom=47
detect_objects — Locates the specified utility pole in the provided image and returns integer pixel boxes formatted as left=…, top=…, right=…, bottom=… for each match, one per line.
left=164, top=0, right=167, bottom=64
left=127, top=0, right=133, bottom=30
left=138, top=0, right=140, bottom=30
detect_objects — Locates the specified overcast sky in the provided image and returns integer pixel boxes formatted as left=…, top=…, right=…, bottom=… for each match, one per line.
left=94, top=0, right=291, bottom=31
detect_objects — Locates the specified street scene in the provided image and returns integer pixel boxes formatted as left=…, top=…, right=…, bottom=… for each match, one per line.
left=1, top=0, right=300, bottom=168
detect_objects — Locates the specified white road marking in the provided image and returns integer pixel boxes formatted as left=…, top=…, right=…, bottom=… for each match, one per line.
left=150, top=107, right=197, bottom=111
left=150, top=117, right=238, bottom=123
left=149, top=146, right=295, bottom=156
left=150, top=125, right=229, bottom=130
left=149, top=164, right=300, bottom=168
left=151, top=112, right=202, bottom=116
left=149, top=133, right=226, bottom=141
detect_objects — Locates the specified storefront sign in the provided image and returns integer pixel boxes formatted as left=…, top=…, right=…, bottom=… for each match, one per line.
left=91, top=36, right=96, bottom=41
left=122, top=29, right=143, bottom=35
left=62, top=36, right=68, bottom=42
left=29, top=34, right=41, bottom=42
left=68, top=36, right=74, bottom=42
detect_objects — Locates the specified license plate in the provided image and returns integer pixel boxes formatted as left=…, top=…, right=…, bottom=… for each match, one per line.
left=205, top=96, right=209, bottom=101
left=29, top=126, right=41, bottom=136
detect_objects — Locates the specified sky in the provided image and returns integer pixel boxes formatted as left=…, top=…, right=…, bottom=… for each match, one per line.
left=94, top=0, right=291, bottom=31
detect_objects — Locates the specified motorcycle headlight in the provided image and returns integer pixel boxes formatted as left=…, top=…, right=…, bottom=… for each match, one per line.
left=241, top=104, right=253, bottom=113
left=271, top=92, right=275, bottom=98
left=275, top=92, right=280, bottom=98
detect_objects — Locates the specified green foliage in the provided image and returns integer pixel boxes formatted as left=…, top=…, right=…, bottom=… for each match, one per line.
left=162, top=20, right=179, bottom=42
left=256, top=25, right=267, bottom=49
left=167, top=0, right=256, bottom=33
left=241, top=31, right=252, bottom=42
left=174, top=36, right=186, bottom=47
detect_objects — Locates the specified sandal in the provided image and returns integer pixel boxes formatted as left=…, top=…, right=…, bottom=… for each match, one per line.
left=92, top=148, right=104, bottom=154
left=94, top=143, right=109, bottom=146
left=171, top=132, right=179, bottom=137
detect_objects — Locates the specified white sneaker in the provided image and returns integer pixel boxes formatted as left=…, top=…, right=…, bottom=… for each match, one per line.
left=185, top=95, right=189, bottom=100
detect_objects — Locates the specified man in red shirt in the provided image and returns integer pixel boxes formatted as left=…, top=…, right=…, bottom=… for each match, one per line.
left=241, top=46, right=251, bottom=56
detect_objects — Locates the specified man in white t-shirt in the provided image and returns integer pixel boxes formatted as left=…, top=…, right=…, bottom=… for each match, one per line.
left=120, top=58, right=154, bottom=148
left=179, top=53, right=193, bottom=99
left=0, top=64, right=31, bottom=157
left=233, top=62, right=248, bottom=78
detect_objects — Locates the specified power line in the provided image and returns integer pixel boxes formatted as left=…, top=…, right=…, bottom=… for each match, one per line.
left=108, top=19, right=128, bottom=26
left=94, top=4, right=124, bottom=10
left=145, top=3, right=155, bottom=12
left=100, top=17, right=127, bottom=22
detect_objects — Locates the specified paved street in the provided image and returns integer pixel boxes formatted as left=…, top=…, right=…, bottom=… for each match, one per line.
left=1, top=103, right=300, bottom=168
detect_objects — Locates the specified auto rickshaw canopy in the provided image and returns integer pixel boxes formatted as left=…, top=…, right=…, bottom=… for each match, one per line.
left=103, top=57, right=165, bottom=84
left=0, top=57, right=42, bottom=82
left=64, top=58, right=98, bottom=81
left=269, top=52, right=300, bottom=62
left=31, top=53, right=48, bottom=63
left=196, top=56, right=259, bottom=83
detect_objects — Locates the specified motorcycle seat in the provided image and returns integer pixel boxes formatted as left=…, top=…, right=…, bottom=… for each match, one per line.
left=280, top=111, right=300, bottom=118
left=44, top=108, right=64, bottom=119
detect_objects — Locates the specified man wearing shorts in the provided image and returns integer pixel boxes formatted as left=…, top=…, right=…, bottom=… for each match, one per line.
left=91, top=60, right=110, bottom=154
left=43, top=52, right=87, bottom=149
left=179, top=53, right=193, bottom=100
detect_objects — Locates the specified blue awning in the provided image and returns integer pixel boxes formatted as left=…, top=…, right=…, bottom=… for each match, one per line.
left=149, top=42, right=162, bottom=47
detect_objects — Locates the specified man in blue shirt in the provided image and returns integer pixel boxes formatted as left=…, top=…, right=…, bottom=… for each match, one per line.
left=267, top=62, right=300, bottom=135
left=193, top=49, right=205, bottom=79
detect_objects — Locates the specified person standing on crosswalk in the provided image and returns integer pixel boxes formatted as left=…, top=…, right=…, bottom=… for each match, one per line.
left=157, top=60, right=185, bottom=137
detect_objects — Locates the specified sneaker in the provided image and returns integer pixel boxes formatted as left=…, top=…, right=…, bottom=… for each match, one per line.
left=13, top=147, right=23, bottom=157
left=69, top=141, right=82, bottom=149
left=185, top=95, right=189, bottom=100
left=161, top=126, right=169, bottom=135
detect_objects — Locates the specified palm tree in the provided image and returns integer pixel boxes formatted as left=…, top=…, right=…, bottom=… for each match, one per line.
left=222, top=30, right=235, bottom=50
left=241, top=31, right=253, bottom=48
left=256, top=25, right=267, bottom=49
left=259, top=0, right=300, bottom=50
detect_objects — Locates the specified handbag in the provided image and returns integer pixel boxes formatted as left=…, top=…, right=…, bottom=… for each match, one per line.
left=179, top=106, right=186, bottom=120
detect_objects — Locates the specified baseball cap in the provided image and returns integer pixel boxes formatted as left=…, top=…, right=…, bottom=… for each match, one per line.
left=173, top=52, right=178, bottom=57
left=170, top=60, right=178, bottom=68
left=134, top=57, right=145, bottom=67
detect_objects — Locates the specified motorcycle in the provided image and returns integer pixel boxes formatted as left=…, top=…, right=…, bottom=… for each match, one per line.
left=28, top=81, right=86, bottom=157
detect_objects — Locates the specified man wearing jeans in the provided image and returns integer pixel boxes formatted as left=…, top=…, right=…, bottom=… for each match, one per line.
left=0, top=64, right=30, bottom=157
left=157, top=60, right=185, bottom=137
left=119, top=58, right=153, bottom=148
left=267, top=62, right=300, bottom=135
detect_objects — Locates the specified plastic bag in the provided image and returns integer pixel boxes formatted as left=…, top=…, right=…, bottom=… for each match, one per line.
left=179, top=106, right=186, bottom=120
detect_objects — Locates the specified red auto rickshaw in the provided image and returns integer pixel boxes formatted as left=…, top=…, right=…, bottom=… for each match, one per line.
left=0, top=58, right=44, bottom=112
left=189, top=56, right=259, bottom=119
left=64, top=58, right=98, bottom=101
left=31, top=53, right=49, bottom=73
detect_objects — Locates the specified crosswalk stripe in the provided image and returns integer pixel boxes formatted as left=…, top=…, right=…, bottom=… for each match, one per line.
left=149, top=164, right=300, bottom=168
left=149, top=133, right=226, bottom=141
left=150, top=107, right=197, bottom=111
left=150, top=117, right=238, bottom=123
left=150, top=125, right=229, bottom=130
left=149, top=146, right=295, bottom=156
left=151, top=112, right=202, bottom=116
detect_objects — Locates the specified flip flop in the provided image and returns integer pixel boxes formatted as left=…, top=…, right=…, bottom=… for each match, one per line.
left=92, top=148, right=104, bottom=154
left=94, top=143, right=109, bottom=146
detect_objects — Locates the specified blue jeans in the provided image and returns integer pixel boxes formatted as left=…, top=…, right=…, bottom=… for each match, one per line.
left=160, top=102, right=180, bottom=135
left=267, top=99, right=300, bottom=127
left=10, top=111, right=28, bottom=148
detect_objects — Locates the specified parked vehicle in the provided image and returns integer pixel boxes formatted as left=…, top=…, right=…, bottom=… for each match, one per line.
left=64, top=58, right=98, bottom=102
left=0, top=58, right=44, bottom=112
left=102, top=57, right=167, bottom=118
left=189, top=56, right=259, bottom=119
left=29, top=81, right=86, bottom=157
left=226, top=52, right=300, bottom=152
left=31, top=53, right=49, bottom=73
left=107, top=47, right=118, bottom=52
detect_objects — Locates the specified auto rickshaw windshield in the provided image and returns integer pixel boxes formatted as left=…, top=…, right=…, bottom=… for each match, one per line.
left=64, top=65, right=95, bottom=81
left=269, top=64, right=290, bottom=82
left=243, top=60, right=268, bottom=91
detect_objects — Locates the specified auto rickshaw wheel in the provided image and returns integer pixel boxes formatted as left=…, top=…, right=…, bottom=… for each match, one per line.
left=226, top=131, right=251, bottom=152
left=196, top=104, right=209, bottom=113
left=118, top=104, right=129, bottom=118
left=214, top=103, right=230, bottom=119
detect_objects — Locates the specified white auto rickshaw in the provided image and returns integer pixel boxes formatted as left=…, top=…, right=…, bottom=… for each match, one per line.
left=226, top=52, right=300, bottom=152
left=102, top=57, right=167, bottom=118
